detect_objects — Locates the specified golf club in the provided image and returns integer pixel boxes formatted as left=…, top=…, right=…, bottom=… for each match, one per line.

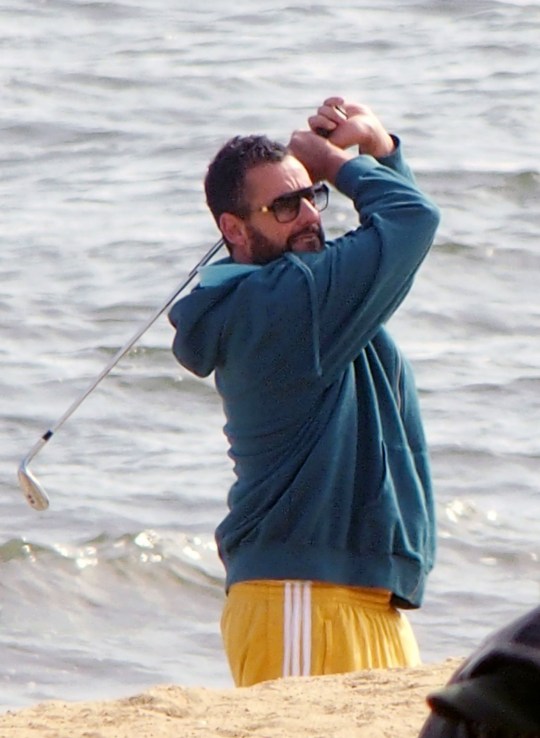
left=18, top=237, right=224, bottom=511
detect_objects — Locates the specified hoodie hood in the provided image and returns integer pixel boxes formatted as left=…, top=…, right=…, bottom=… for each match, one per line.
left=169, top=250, right=332, bottom=385
left=198, top=260, right=260, bottom=288
left=168, top=257, right=252, bottom=378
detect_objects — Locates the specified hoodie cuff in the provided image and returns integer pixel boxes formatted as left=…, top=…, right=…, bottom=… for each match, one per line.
left=334, top=155, right=380, bottom=199
left=334, top=135, right=406, bottom=198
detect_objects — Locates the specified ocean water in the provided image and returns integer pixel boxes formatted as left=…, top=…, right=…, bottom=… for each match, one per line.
left=1, top=0, right=539, bottom=711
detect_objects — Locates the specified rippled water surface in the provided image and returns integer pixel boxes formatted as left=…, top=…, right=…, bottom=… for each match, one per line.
left=1, top=0, right=539, bottom=710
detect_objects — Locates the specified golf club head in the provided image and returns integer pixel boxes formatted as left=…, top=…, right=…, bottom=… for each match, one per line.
left=17, top=463, right=50, bottom=511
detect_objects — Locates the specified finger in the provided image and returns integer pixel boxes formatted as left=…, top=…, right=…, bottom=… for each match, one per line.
left=333, top=104, right=348, bottom=121
left=322, top=96, right=345, bottom=109
left=340, top=102, right=372, bottom=118
left=310, top=103, right=348, bottom=138
left=317, top=103, right=347, bottom=124
left=309, top=113, right=334, bottom=137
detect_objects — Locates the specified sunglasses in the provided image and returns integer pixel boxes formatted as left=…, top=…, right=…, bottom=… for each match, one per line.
left=249, top=183, right=329, bottom=224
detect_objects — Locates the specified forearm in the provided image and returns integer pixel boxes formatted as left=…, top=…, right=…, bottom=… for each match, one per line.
left=335, top=155, right=440, bottom=272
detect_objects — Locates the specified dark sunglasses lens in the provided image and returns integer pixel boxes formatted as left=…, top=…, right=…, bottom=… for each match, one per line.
left=273, top=195, right=302, bottom=223
left=273, top=185, right=329, bottom=223
left=313, top=185, right=328, bottom=210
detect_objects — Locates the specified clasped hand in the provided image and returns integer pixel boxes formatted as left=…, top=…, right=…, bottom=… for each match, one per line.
left=287, top=96, right=395, bottom=185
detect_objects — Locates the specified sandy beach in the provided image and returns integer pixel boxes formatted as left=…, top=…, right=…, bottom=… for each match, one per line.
left=0, top=659, right=461, bottom=738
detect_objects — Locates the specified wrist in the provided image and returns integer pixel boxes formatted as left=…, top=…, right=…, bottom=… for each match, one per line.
left=323, top=148, right=356, bottom=185
left=359, top=132, right=395, bottom=158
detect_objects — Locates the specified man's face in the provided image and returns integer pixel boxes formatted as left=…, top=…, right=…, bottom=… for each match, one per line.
left=227, top=156, right=325, bottom=265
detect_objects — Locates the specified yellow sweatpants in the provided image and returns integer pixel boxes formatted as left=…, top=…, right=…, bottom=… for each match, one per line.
left=221, top=580, right=420, bottom=687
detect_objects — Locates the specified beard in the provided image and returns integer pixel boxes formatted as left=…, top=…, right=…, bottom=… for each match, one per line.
left=245, top=223, right=326, bottom=266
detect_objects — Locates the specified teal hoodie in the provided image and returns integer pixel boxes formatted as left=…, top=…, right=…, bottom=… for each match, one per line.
left=169, top=144, right=440, bottom=608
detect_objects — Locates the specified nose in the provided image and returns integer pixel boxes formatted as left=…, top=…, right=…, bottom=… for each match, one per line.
left=297, top=195, right=320, bottom=224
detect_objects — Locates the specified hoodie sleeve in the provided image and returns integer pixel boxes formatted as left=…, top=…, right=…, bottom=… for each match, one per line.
left=283, top=149, right=440, bottom=382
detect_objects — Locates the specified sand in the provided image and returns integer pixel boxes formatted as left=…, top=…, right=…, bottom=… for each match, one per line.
left=0, top=659, right=461, bottom=738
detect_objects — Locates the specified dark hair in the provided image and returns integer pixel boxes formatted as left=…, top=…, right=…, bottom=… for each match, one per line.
left=204, top=135, right=288, bottom=225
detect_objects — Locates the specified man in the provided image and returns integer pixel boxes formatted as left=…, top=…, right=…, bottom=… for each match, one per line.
left=418, top=606, right=540, bottom=737
left=169, top=97, right=440, bottom=686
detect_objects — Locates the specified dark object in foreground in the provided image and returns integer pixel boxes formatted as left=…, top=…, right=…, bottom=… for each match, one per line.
left=419, top=606, right=540, bottom=737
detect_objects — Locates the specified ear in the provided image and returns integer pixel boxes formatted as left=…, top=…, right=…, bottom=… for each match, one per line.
left=219, top=212, right=251, bottom=264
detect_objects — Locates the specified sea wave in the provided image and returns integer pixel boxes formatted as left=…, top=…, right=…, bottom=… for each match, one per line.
left=1, top=529, right=224, bottom=591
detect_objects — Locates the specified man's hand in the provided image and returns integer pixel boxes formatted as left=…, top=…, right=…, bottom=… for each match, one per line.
left=287, top=129, right=354, bottom=185
left=288, top=97, right=396, bottom=185
left=308, top=97, right=395, bottom=159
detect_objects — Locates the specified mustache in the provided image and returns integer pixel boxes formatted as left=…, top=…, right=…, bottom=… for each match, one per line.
left=287, top=224, right=324, bottom=248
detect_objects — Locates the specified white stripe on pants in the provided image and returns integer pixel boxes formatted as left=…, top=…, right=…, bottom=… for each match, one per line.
left=283, top=581, right=312, bottom=677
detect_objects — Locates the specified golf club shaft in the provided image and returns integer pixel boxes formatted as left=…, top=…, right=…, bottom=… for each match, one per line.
left=18, top=237, right=224, bottom=506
